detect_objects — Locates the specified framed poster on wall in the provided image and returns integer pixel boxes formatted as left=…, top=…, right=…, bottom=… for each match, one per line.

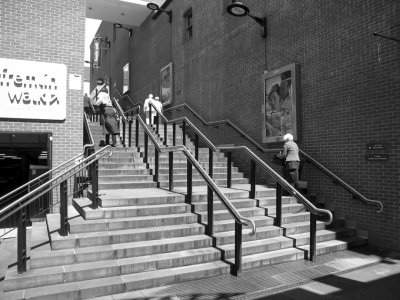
left=160, top=62, right=173, bottom=106
left=262, top=63, right=299, bottom=143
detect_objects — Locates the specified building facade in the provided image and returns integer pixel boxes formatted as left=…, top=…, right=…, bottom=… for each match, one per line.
left=91, top=0, right=400, bottom=250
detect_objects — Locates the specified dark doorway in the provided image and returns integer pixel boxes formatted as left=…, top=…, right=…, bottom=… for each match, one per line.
left=0, top=132, right=52, bottom=205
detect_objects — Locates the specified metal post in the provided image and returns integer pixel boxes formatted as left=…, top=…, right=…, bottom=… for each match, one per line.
left=233, top=221, right=242, bottom=277
left=227, top=152, right=232, bottom=188
left=149, top=105, right=152, bottom=126
left=250, top=160, right=256, bottom=198
left=128, top=119, right=132, bottom=147
left=60, top=180, right=68, bottom=236
left=207, top=148, right=214, bottom=236
left=187, top=159, right=192, bottom=204
left=135, top=118, right=139, bottom=148
left=276, top=183, right=282, bottom=227
left=195, top=134, right=199, bottom=160
left=182, top=120, right=186, bottom=146
left=91, top=160, right=99, bottom=209
left=164, top=122, right=167, bottom=146
left=310, top=213, right=317, bottom=261
left=122, top=120, right=126, bottom=147
left=155, top=149, right=159, bottom=187
left=144, top=133, right=148, bottom=163
left=17, top=207, right=27, bottom=273
left=156, top=112, right=159, bottom=134
left=73, top=175, right=79, bottom=198
left=173, top=122, right=176, bottom=146
left=169, top=151, right=174, bottom=191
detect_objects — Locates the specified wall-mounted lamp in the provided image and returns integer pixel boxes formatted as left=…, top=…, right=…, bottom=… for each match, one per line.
left=113, top=23, right=133, bottom=42
left=146, top=2, right=172, bottom=23
left=95, top=36, right=111, bottom=49
left=227, top=2, right=267, bottom=38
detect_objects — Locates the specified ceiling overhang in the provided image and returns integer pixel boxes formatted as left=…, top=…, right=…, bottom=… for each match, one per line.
left=86, top=0, right=166, bottom=27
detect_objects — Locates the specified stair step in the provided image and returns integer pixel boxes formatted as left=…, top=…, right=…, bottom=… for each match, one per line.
left=2, top=261, right=230, bottom=299
left=73, top=198, right=191, bottom=219
left=214, top=226, right=283, bottom=245
left=99, top=181, right=157, bottom=189
left=3, top=248, right=222, bottom=292
left=69, top=212, right=198, bottom=234
left=158, top=178, right=249, bottom=188
left=31, top=235, right=213, bottom=269
left=289, top=228, right=357, bottom=246
left=226, top=247, right=305, bottom=270
left=50, top=223, right=206, bottom=250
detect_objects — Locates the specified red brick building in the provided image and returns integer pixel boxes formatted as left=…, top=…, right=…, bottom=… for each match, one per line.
left=91, top=0, right=400, bottom=250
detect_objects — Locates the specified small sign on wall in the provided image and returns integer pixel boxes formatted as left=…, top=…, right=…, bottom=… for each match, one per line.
left=69, top=74, right=82, bottom=90
left=365, top=141, right=390, bottom=162
left=0, top=58, right=67, bottom=120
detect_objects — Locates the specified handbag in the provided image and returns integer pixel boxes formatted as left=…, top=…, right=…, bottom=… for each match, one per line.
left=272, top=151, right=286, bottom=166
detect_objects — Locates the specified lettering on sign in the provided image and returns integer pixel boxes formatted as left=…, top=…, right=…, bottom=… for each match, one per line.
left=364, top=154, right=389, bottom=161
left=0, top=58, right=67, bottom=120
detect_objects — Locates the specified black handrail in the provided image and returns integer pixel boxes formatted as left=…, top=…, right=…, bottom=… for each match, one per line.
left=163, top=103, right=384, bottom=213
left=0, top=146, right=113, bottom=273
left=134, top=115, right=255, bottom=275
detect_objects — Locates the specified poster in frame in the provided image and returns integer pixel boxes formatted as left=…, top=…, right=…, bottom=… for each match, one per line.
left=262, top=63, right=299, bottom=143
left=122, top=62, right=130, bottom=94
left=160, top=62, right=173, bottom=106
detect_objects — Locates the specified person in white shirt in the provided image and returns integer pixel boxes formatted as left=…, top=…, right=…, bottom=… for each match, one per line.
left=143, top=94, right=154, bottom=124
left=153, top=96, right=163, bottom=125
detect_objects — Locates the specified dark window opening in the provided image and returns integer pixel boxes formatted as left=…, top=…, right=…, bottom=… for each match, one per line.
left=184, top=8, right=193, bottom=39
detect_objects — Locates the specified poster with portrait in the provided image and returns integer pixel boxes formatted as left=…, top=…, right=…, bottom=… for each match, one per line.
left=262, top=63, right=299, bottom=143
left=160, top=62, right=173, bottom=106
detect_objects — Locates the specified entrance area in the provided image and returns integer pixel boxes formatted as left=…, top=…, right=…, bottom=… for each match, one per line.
left=0, top=132, right=52, bottom=206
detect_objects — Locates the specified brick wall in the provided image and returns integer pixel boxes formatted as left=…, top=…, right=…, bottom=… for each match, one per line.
left=94, top=0, right=400, bottom=250
left=0, top=0, right=86, bottom=168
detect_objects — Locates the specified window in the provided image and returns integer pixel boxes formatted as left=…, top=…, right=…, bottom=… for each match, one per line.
left=184, top=8, right=193, bottom=39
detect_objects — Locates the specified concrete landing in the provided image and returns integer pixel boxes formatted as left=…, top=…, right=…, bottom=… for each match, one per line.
left=85, top=246, right=400, bottom=300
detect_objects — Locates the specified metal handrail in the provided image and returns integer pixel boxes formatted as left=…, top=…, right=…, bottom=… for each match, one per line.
left=0, top=146, right=113, bottom=223
left=145, top=106, right=332, bottom=224
left=0, top=129, right=94, bottom=206
left=83, top=113, right=95, bottom=149
left=134, top=115, right=256, bottom=235
left=149, top=102, right=217, bottom=151
left=113, top=89, right=143, bottom=112
left=164, top=103, right=384, bottom=213
left=111, top=96, right=127, bottom=122
left=220, top=146, right=333, bottom=223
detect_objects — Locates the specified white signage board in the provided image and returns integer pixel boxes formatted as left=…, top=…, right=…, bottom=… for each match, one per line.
left=0, top=58, right=67, bottom=120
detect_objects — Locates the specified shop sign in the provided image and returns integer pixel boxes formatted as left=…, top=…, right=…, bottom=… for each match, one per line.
left=0, top=58, right=67, bottom=120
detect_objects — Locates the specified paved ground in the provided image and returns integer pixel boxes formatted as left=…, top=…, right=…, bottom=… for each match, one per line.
left=83, top=246, right=400, bottom=300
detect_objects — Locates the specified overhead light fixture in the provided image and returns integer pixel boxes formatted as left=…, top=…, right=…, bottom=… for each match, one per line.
left=146, top=2, right=172, bottom=23
left=119, top=0, right=149, bottom=5
left=227, top=2, right=267, bottom=38
left=113, top=23, right=133, bottom=42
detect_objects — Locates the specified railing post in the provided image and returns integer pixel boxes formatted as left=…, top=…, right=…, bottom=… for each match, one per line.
left=149, top=105, right=152, bottom=125
left=17, top=207, right=27, bottom=273
left=73, top=174, right=79, bottom=198
left=164, top=122, right=167, bottom=146
left=173, top=122, right=176, bottom=146
left=144, top=133, right=148, bottom=163
left=91, top=159, right=99, bottom=209
left=250, top=160, right=256, bottom=198
left=233, top=221, right=242, bottom=277
left=155, top=149, right=159, bottom=187
left=187, top=159, right=192, bottom=204
left=169, top=151, right=174, bottom=191
left=135, top=118, right=139, bottom=148
left=59, top=179, right=69, bottom=236
left=155, top=112, right=159, bottom=134
left=122, top=119, right=126, bottom=147
left=182, top=120, right=186, bottom=146
left=207, top=148, right=214, bottom=236
left=310, top=213, right=317, bottom=261
left=195, top=134, right=199, bottom=160
left=128, top=119, right=132, bottom=147
left=227, top=152, right=232, bottom=188
left=276, top=183, right=282, bottom=227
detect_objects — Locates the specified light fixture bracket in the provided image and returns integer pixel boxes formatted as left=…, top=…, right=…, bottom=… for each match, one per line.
left=227, top=2, right=267, bottom=38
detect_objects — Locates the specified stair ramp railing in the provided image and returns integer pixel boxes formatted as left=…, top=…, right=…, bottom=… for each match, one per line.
left=0, top=145, right=113, bottom=274
left=139, top=103, right=333, bottom=262
left=163, top=104, right=383, bottom=214
left=134, top=114, right=255, bottom=276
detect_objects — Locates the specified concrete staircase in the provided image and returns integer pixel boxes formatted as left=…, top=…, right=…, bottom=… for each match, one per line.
left=0, top=121, right=368, bottom=300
